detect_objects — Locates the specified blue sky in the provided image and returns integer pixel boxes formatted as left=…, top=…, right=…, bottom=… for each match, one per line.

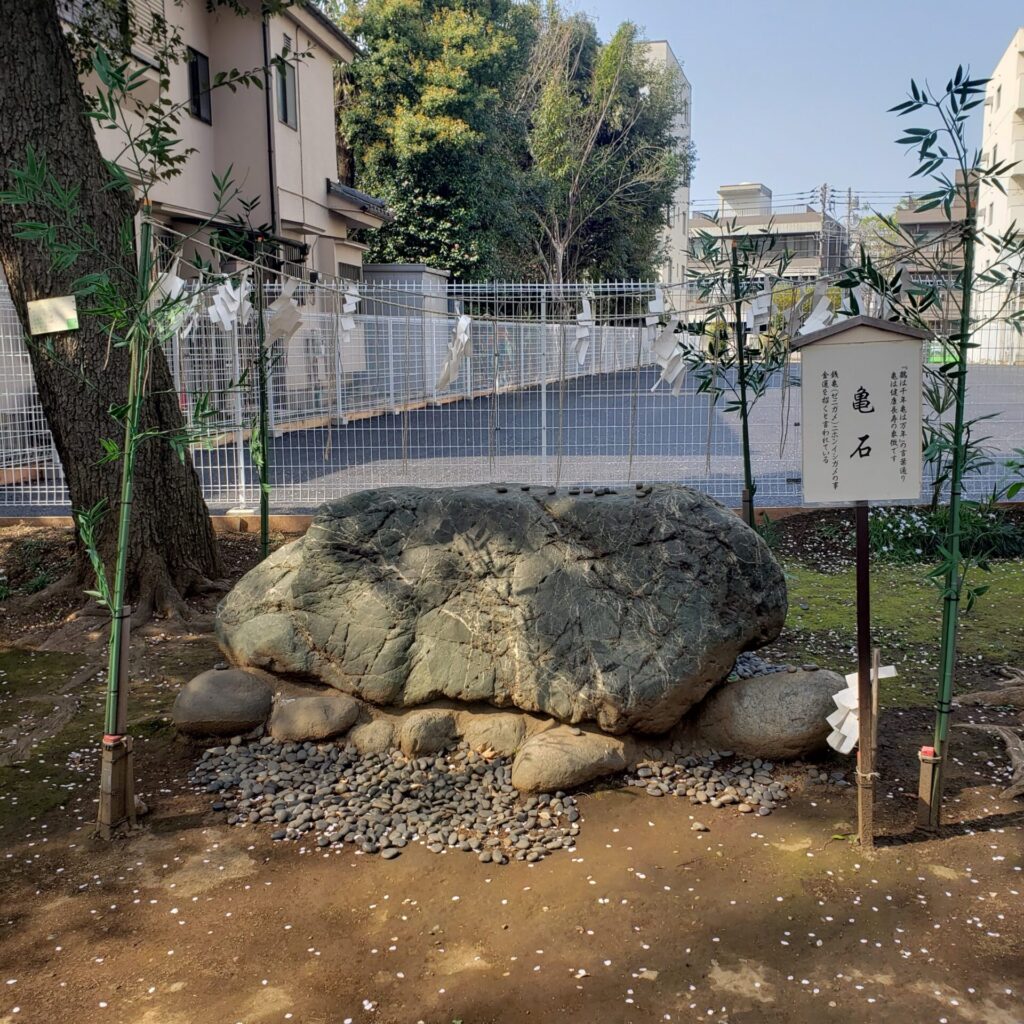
left=576, top=0, right=1022, bottom=210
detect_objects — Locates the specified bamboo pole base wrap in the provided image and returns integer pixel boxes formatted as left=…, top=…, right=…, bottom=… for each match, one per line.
left=917, top=746, right=941, bottom=830
left=97, top=735, right=136, bottom=840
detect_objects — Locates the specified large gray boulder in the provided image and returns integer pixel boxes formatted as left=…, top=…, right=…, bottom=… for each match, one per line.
left=172, top=669, right=273, bottom=736
left=216, top=485, right=786, bottom=734
left=686, top=668, right=846, bottom=759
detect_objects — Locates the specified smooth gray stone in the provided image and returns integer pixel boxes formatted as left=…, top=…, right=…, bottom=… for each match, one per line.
left=269, top=694, right=360, bottom=743
left=173, top=669, right=273, bottom=737
left=687, top=669, right=847, bottom=760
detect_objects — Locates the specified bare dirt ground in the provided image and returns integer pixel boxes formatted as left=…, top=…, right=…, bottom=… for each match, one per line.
left=0, top=520, right=1022, bottom=1024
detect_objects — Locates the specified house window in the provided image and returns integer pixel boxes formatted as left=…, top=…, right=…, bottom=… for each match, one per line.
left=996, top=84, right=1002, bottom=109
left=187, top=47, right=211, bottom=123
left=993, top=143, right=998, bottom=165
left=337, top=262, right=362, bottom=282
left=277, top=35, right=298, bottom=130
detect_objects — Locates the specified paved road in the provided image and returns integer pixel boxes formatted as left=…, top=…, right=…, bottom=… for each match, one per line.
left=4, top=365, right=1022, bottom=514
left=192, top=368, right=804, bottom=510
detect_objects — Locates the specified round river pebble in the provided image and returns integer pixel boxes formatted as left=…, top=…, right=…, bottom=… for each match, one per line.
left=189, top=657, right=821, bottom=854
left=189, top=739, right=581, bottom=864
left=624, top=750, right=792, bottom=812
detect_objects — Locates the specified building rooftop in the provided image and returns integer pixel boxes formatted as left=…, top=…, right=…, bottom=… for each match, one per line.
left=305, top=3, right=362, bottom=57
left=690, top=209, right=840, bottom=232
left=327, top=179, right=391, bottom=219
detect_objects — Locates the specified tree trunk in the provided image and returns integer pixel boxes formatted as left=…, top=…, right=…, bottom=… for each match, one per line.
left=0, top=0, right=221, bottom=617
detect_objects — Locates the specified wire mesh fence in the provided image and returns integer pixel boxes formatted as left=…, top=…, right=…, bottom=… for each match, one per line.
left=1, top=273, right=1022, bottom=514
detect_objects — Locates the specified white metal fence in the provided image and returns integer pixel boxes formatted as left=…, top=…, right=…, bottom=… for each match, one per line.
left=1, top=276, right=1022, bottom=513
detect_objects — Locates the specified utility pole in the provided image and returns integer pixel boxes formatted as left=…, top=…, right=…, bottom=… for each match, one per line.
left=845, top=187, right=856, bottom=266
left=818, top=182, right=830, bottom=277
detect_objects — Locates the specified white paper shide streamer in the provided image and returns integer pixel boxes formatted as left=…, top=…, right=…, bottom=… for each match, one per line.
left=797, top=279, right=833, bottom=336
left=208, top=272, right=253, bottom=333
left=151, top=256, right=199, bottom=338
left=436, top=313, right=473, bottom=391
left=152, top=256, right=185, bottom=307
left=268, top=277, right=302, bottom=344
left=650, top=318, right=689, bottom=396
left=574, top=297, right=594, bottom=366
left=746, top=286, right=772, bottom=332
left=826, top=666, right=897, bottom=754
left=340, top=282, right=360, bottom=333
left=645, top=285, right=665, bottom=328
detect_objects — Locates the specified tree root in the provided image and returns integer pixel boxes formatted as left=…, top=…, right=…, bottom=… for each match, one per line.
left=132, top=572, right=190, bottom=626
left=190, top=577, right=231, bottom=595
left=0, top=661, right=101, bottom=766
left=129, top=566, right=228, bottom=627
left=955, top=722, right=1024, bottom=800
left=959, top=686, right=1024, bottom=710
left=20, top=550, right=228, bottom=631
left=18, top=571, right=83, bottom=611
left=959, top=665, right=1024, bottom=710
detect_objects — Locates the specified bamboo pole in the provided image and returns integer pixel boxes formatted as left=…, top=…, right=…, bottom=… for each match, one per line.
left=855, top=503, right=874, bottom=848
left=98, top=217, right=151, bottom=838
left=730, top=242, right=755, bottom=527
left=924, top=205, right=976, bottom=829
left=254, top=257, right=270, bottom=560
left=103, top=219, right=151, bottom=737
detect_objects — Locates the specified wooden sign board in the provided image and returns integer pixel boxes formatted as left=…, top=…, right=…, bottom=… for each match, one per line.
left=27, top=295, right=79, bottom=336
left=795, top=317, right=926, bottom=504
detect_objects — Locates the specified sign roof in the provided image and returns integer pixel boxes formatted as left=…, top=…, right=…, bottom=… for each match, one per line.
left=790, top=314, right=930, bottom=350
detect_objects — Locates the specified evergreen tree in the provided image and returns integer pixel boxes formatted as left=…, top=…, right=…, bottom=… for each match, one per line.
left=339, top=0, right=534, bottom=280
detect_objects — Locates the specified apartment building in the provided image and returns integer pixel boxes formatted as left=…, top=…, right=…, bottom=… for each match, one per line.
left=978, top=28, right=1024, bottom=253
left=889, top=183, right=969, bottom=343
left=689, top=183, right=848, bottom=283
left=643, top=41, right=692, bottom=299
left=63, top=0, right=389, bottom=279
left=974, top=27, right=1024, bottom=362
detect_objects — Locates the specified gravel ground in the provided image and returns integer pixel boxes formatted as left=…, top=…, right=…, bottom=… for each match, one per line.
left=189, top=733, right=823, bottom=861
left=187, top=652, right=817, bottom=860
left=623, top=751, right=798, bottom=811
left=191, top=741, right=582, bottom=864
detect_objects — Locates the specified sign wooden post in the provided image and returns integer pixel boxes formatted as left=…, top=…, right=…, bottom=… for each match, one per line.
left=795, top=316, right=927, bottom=847
left=854, top=500, right=874, bottom=847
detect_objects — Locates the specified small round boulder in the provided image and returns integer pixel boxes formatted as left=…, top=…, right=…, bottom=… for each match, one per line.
left=172, top=668, right=273, bottom=737
left=511, top=726, right=633, bottom=793
left=399, top=709, right=457, bottom=756
left=687, top=668, right=846, bottom=760
left=268, top=693, right=360, bottom=742
left=349, top=718, right=396, bottom=754
left=458, top=710, right=528, bottom=757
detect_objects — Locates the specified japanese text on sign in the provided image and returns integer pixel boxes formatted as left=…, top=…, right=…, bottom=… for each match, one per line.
left=801, top=336, right=922, bottom=503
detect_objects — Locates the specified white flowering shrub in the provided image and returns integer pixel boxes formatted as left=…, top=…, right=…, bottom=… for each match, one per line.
left=867, top=504, right=1024, bottom=563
